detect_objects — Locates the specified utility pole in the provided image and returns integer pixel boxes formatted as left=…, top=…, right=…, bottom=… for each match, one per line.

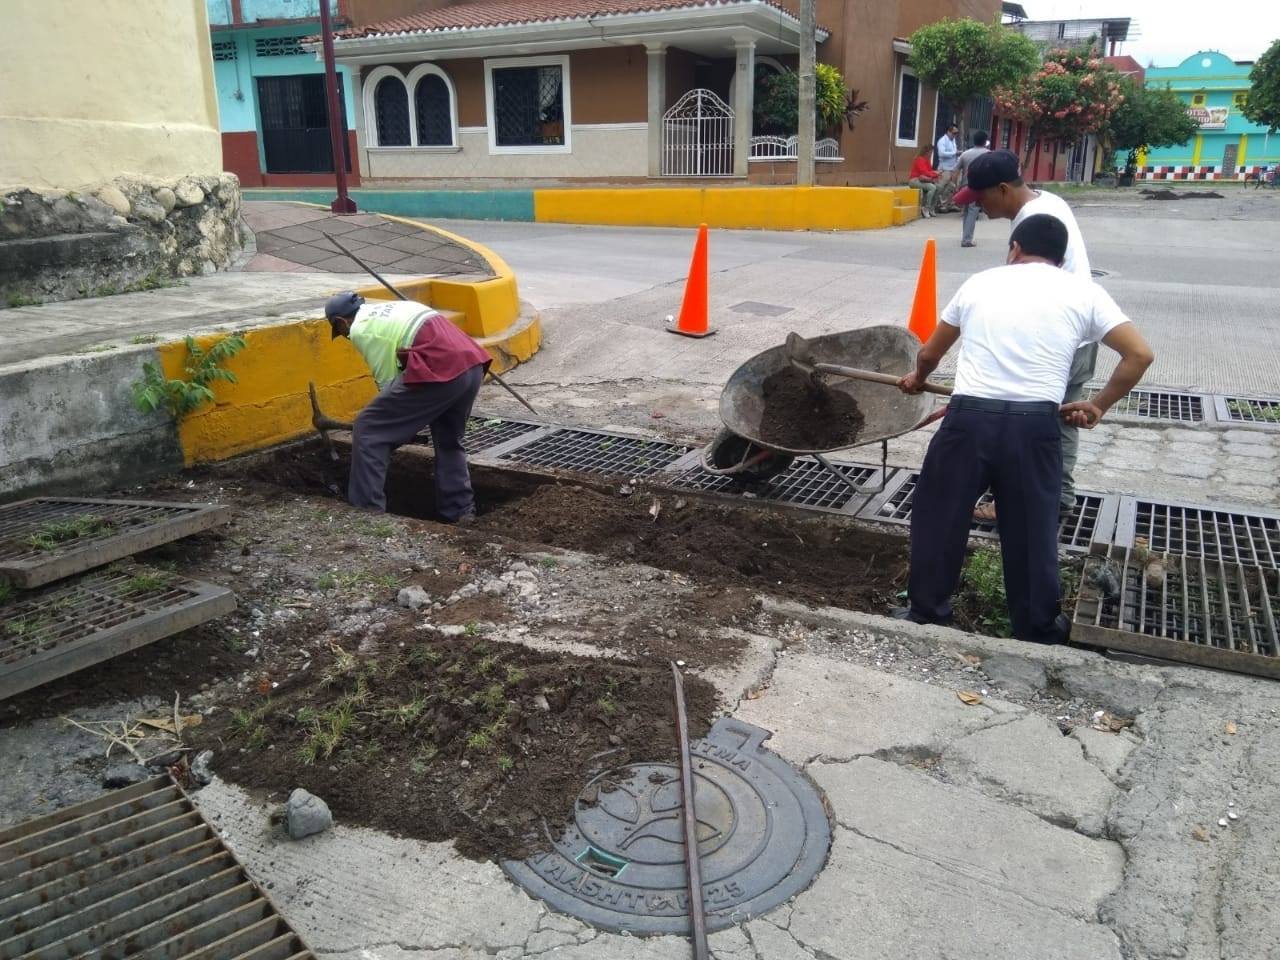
left=797, top=0, right=816, bottom=186
left=319, top=0, right=357, bottom=214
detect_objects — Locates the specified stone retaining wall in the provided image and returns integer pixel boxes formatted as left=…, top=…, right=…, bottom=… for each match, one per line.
left=0, top=173, right=244, bottom=307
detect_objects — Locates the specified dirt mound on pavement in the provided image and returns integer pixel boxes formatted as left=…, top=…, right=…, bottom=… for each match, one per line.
left=199, top=636, right=716, bottom=861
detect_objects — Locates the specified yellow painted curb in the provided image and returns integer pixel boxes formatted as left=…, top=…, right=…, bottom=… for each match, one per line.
left=532, top=185, right=903, bottom=231
left=165, top=206, right=541, bottom=465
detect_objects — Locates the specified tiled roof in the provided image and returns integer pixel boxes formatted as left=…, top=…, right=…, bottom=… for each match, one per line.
left=341, top=0, right=798, bottom=39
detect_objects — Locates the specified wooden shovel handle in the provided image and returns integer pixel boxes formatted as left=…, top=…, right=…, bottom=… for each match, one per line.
left=811, top=362, right=953, bottom=397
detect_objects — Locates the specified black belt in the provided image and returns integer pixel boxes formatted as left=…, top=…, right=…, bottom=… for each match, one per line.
left=949, top=395, right=1059, bottom=416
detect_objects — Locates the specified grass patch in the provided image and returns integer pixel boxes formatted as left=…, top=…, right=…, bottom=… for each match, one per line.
left=25, top=515, right=114, bottom=551
left=130, top=334, right=159, bottom=345
left=124, top=571, right=172, bottom=594
left=6, top=293, right=42, bottom=308
left=0, top=580, right=15, bottom=606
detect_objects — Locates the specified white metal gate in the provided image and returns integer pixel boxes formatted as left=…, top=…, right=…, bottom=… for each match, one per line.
left=662, top=88, right=734, bottom=177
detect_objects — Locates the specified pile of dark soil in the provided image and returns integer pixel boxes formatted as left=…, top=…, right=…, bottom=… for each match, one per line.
left=1141, top=188, right=1224, bottom=200
left=197, top=636, right=716, bottom=861
left=756, top=367, right=865, bottom=450
left=468, top=471, right=910, bottom=612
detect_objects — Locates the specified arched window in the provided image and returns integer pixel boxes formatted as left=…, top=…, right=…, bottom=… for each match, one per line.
left=374, top=75, right=410, bottom=146
left=414, top=75, right=451, bottom=146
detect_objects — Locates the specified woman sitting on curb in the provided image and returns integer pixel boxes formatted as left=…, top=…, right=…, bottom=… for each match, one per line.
left=908, top=145, right=941, bottom=218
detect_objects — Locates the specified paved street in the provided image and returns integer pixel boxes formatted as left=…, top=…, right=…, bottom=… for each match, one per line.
left=436, top=189, right=1280, bottom=511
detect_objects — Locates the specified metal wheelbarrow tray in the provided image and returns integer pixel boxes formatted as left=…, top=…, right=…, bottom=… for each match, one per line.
left=705, top=326, right=939, bottom=488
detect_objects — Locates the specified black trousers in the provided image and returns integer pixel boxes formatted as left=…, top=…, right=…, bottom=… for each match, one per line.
left=908, top=397, right=1063, bottom=642
left=349, top=365, right=484, bottom=518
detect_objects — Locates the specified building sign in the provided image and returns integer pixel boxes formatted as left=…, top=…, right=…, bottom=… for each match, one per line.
left=1187, top=106, right=1229, bottom=129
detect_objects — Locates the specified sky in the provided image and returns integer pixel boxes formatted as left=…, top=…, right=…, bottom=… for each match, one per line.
left=1023, top=0, right=1280, bottom=67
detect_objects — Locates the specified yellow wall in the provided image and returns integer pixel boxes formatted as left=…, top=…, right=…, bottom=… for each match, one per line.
left=0, top=0, right=223, bottom=188
left=533, top=186, right=900, bottom=231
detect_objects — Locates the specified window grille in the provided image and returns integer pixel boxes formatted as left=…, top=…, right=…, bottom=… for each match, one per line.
left=415, top=74, right=452, bottom=146
left=897, top=72, right=920, bottom=143
left=254, top=36, right=304, bottom=58
left=212, top=39, right=236, bottom=62
left=492, top=65, right=564, bottom=147
left=374, top=75, right=411, bottom=146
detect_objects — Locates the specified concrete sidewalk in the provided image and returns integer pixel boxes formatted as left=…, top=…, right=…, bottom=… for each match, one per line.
left=0, top=201, right=493, bottom=367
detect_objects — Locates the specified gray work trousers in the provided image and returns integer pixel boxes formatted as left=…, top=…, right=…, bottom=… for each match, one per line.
left=348, top=364, right=484, bottom=518
left=961, top=204, right=980, bottom=243
left=1060, top=343, right=1098, bottom=512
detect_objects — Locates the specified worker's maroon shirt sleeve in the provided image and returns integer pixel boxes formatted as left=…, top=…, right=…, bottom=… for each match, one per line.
left=398, top=314, right=492, bottom=385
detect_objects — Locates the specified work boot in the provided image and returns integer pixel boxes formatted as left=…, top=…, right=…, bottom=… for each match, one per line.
left=890, top=606, right=953, bottom=627
left=451, top=510, right=477, bottom=527
left=1020, top=613, right=1072, bottom=646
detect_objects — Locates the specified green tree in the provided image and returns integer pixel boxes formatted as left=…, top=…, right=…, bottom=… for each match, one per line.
left=994, top=44, right=1126, bottom=169
left=1243, top=38, right=1280, bottom=133
left=907, top=18, right=1039, bottom=128
left=1107, top=79, right=1200, bottom=173
left=754, top=64, right=868, bottom=136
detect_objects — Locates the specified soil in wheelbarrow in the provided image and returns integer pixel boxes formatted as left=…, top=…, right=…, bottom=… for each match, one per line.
left=197, top=636, right=717, bottom=862
left=757, top=366, right=866, bottom=450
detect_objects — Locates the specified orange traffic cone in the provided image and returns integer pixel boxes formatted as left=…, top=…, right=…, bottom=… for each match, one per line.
left=667, top=223, right=715, bottom=338
left=907, top=238, right=937, bottom=343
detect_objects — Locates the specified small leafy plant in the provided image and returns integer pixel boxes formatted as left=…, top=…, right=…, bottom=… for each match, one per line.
left=132, top=334, right=246, bottom=420
left=960, top=546, right=1011, bottom=637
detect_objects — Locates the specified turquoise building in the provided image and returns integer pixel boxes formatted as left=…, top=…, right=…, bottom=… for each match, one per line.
left=206, top=0, right=360, bottom=187
left=1138, top=51, right=1279, bottom=181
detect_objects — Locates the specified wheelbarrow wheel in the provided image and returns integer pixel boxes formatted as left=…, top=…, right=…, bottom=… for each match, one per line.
left=703, top=428, right=794, bottom=482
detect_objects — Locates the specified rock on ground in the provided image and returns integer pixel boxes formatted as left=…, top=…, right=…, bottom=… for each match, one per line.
left=285, top=788, right=333, bottom=840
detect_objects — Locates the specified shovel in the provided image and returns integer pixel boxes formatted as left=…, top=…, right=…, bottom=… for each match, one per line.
left=784, top=332, right=952, bottom=397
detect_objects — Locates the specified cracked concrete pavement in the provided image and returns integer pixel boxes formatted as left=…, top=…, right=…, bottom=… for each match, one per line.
left=182, top=598, right=1280, bottom=960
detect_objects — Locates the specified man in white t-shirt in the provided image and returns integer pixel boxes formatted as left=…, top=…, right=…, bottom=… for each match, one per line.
left=953, top=149, right=1095, bottom=521
left=894, top=214, right=1154, bottom=644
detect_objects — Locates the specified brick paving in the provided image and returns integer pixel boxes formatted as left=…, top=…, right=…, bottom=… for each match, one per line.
left=241, top=201, right=490, bottom=277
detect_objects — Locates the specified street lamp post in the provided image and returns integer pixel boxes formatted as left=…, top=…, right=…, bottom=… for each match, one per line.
left=797, top=0, right=816, bottom=186
left=319, top=0, right=356, bottom=214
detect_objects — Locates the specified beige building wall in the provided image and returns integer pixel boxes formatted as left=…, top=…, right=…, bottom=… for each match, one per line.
left=0, top=0, right=223, bottom=189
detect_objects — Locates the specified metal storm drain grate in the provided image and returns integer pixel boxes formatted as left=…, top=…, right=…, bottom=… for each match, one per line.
left=1086, top=388, right=1204, bottom=422
left=500, top=430, right=689, bottom=478
left=1118, top=500, right=1280, bottom=569
left=859, top=473, right=1108, bottom=550
left=0, top=776, right=316, bottom=960
left=504, top=718, right=830, bottom=935
left=0, top=498, right=230, bottom=589
left=463, top=417, right=541, bottom=454
left=0, top=565, right=236, bottom=701
left=668, top=459, right=876, bottom=511
left=1218, top=396, right=1280, bottom=426
left=1074, top=547, right=1280, bottom=679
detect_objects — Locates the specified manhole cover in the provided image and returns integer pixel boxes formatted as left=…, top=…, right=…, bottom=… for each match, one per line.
left=503, top=718, right=830, bottom=934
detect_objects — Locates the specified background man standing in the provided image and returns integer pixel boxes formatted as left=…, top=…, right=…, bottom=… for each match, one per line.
left=934, top=123, right=961, bottom=210
left=895, top=215, right=1154, bottom=643
left=952, top=149, right=1095, bottom=521
left=955, top=131, right=990, bottom=247
left=324, top=291, right=491, bottom=522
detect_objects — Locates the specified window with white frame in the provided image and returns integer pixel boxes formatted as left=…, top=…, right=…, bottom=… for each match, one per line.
left=895, top=65, right=921, bottom=147
left=364, top=64, right=458, bottom=149
left=484, top=55, right=571, bottom=154
left=374, top=75, right=411, bottom=146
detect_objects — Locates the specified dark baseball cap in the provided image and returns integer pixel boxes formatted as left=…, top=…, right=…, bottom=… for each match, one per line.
left=324, top=291, right=365, bottom=338
left=953, top=149, right=1022, bottom=206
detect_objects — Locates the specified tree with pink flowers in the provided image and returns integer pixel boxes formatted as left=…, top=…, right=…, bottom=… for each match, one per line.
left=994, top=44, right=1127, bottom=172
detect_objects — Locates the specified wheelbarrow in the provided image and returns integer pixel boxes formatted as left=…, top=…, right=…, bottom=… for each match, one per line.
left=703, top=325, right=951, bottom=493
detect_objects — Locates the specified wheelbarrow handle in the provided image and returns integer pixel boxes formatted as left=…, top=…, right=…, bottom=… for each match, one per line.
left=811, top=363, right=953, bottom=397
